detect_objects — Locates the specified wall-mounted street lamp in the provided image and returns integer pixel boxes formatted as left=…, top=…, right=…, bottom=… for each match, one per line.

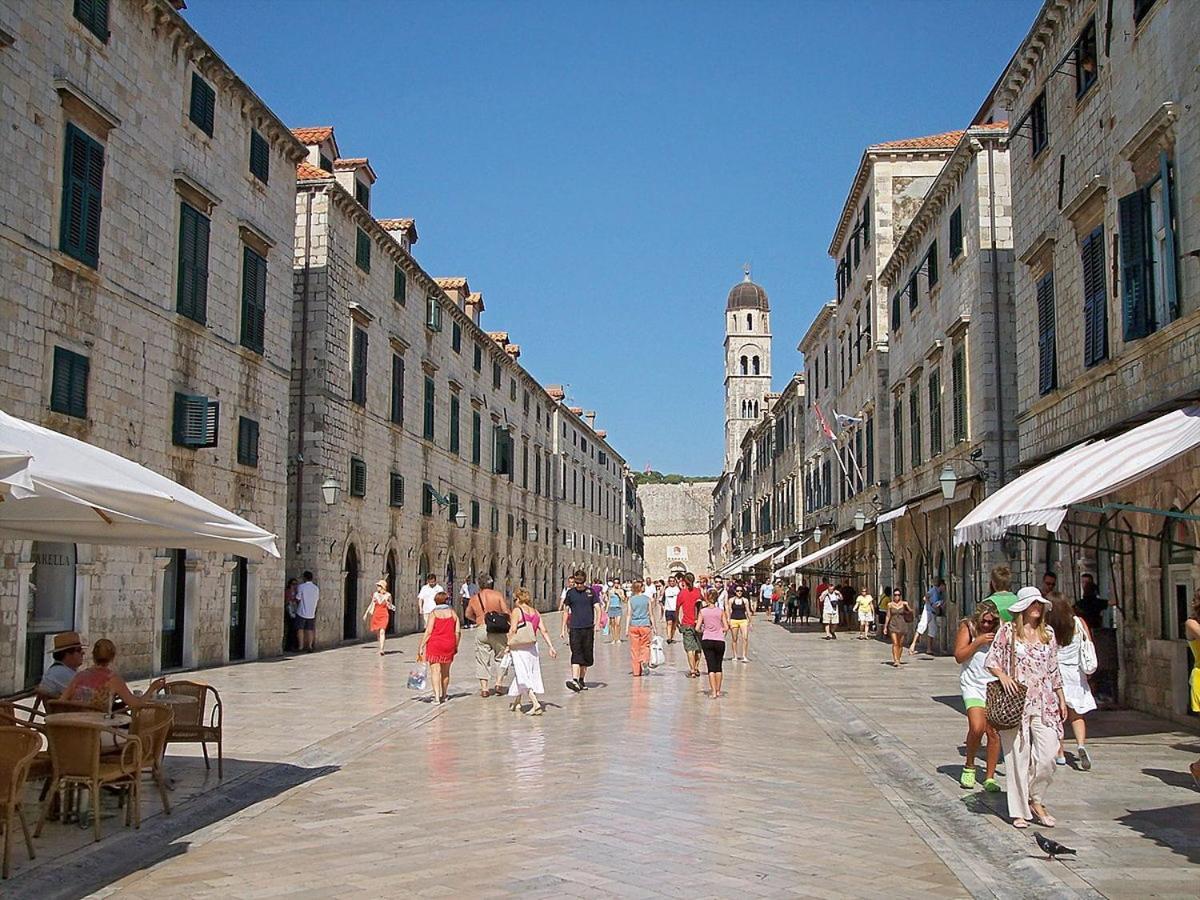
left=811, top=526, right=823, bottom=544
left=528, top=526, right=539, bottom=542
left=939, top=464, right=957, bottom=501
left=321, top=477, right=340, bottom=506
left=853, top=510, right=867, bottom=532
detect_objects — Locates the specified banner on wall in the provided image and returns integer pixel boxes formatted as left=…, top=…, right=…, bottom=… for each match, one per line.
left=666, top=545, right=688, bottom=561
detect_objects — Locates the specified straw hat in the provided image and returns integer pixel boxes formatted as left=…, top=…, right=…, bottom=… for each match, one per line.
left=375, top=579, right=389, bottom=590
left=52, top=631, right=83, bottom=653
left=1009, top=586, right=1051, bottom=614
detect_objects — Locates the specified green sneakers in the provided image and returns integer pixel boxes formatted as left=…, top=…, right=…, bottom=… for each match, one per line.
left=959, top=767, right=977, bottom=789
left=983, top=778, right=1001, bottom=792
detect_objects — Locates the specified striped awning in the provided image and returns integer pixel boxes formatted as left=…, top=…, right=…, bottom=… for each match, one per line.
left=715, top=552, right=751, bottom=576
left=775, top=529, right=872, bottom=578
left=954, top=405, right=1200, bottom=545
left=734, top=544, right=783, bottom=573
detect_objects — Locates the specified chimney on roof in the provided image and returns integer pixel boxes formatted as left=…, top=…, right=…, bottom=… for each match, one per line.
left=332, top=158, right=375, bottom=209
left=584, top=411, right=597, bottom=430
left=436, top=278, right=470, bottom=308
left=568, top=406, right=584, bottom=416
left=504, top=343, right=521, bottom=360
left=380, top=219, right=417, bottom=252
left=488, top=331, right=509, bottom=346
left=596, top=429, right=607, bottom=439
left=545, top=385, right=565, bottom=401
left=465, top=292, right=484, bottom=326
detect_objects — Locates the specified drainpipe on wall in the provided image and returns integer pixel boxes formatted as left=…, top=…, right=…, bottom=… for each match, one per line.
left=293, top=190, right=314, bottom=554
left=986, top=139, right=1008, bottom=485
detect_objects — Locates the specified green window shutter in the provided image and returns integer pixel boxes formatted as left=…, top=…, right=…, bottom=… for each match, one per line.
left=423, top=377, right=435, bottom=440
left=909, top=386, right=921, bottom=468
left=952, top=346, right=967, bottom=443
left=949, top=206, right=963, bottom=259
left=890, top=290, right=900, bottom=332
left=928, top=370, right=942, bottom=457
left=59, top=124, right=104, bottom=268
left=354, top=180, right=370, bottom=210
left=473, top=343, right=482, bottom=372
left=1158, top=151, right=1179, bottom=323
left=355, top=228, right=371, bottom=272
left=927, top=240, right=938, bottom=287
left=177, top=202, right=211, bottom=323
left=50, top=347, right=89, bottom=418
left=470, top=500, right=480, bottom=528
left=449, top=394, right=461, bottom=454
left=471, top=411, right=481, bottom=464
left=422, top=484, right=434, bottom=516
left=236, top=417, right=259, bottom=467
left=390, top=355, right=404, bottom=424
left=389, top=473, right=404, bottom=508
left=1081, top=226, right=1108, bottom=367
left=240, top=246, right=267, bottom=353
left=865, top=416, right=874, bottom=484
left=249, top=130, right=269, bottom=182
left=349, top=457, right=366, bottom=498
left=892, top=398, right=904, bottom=476
left=393, top=266, right=406, bottom=304
left=1036, top=271, right=1057, bottom=395
left=189, top=74, right=215, bottom=136
left=173, top=393, right=218, bottom=448
left=448, top=493, right=459, bottom=522
left=452, top=322, right=462, bottom=353
left=350, top=327, right=368, bottom=406
left=74, top=0, right=110, bottom=41
left=1118, top=188, right=1152, bottom=341
left=907, top=272, right=919, bottom=311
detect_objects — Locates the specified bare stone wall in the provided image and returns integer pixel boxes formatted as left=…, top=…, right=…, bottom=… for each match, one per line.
left=639, top=481, right=716, bottom=578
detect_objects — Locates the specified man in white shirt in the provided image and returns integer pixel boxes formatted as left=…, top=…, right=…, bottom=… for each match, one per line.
left=417, top=573, right=445, bottom=629
left=820, top=584, right=842, bottom=641
left=460, top=578, right=478, bottom=624
left=662, top=575, right=681, bottom=643
left=295, top=571, right=320, bottom=652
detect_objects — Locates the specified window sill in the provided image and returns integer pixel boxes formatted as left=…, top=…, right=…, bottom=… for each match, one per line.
left=52, top=251, right=101, bottom=283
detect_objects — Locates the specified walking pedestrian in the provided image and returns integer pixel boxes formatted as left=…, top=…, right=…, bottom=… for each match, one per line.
left=953, top=599, right=1001, bottom=791
left=560, top=570, right=600, bottom=692
left=662, top=575, right=680, bottom=643
left=986, top=586, right=1066, bottom=829
left=418, top=572, right=445, bottom=630
left=606, top=582, right=625, bottom=644
left=884, top=589, right=913, bottom=666
left=295, top=571, right=319, bottom=652
left=417, top=591, right=460, bottom=704
left=676, top=573, right=704, bottom=678
left=1046, top=592, right=1097, bottom=770
left=797, top=581, right=811, bottom=624
left=506, top=587, right=557, bottom=714
left=364, top=579, right=395, bottom=655
left=698, top=590, right=731, bottom=698
left=728, top=585, right=753, bottom=661
left=820, top=583, right=841, bottom=640
left=854, top=587, right=875, bottom=640
left=465, top=576, right=511, bottom=697
left=625, top=580, right=655, bottom=676
left=1185, top=590, right=1200, bottom=788
left=908, top=579, right=943, bottom=656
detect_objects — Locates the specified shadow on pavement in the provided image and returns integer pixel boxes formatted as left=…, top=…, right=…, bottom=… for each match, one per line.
left=1141, top=767, right=1200, bottom=791
left=931, top=694, right=966, bottom=713
left=1115, top=802, right=1200, bottom=864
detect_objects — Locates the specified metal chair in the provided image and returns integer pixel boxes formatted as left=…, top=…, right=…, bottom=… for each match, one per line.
left=160, top=681, right=223, bottom=779
left=0, top=727, right=41, bottom=877
left=36, top=721, right=141, bottom=843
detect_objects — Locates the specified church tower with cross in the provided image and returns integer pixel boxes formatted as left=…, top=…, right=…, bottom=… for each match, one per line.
left=723, top=267, right=772, bottom=471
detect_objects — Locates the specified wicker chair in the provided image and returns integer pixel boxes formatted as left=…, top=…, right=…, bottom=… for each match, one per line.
left=36, top=722, right=141, bottom=842
left=129, top=704, right=174, bottom=815
left=45, top=697, right=107, bottom=715
left=160, top=681, right=223, bottom=779
left=0, top=727, right=40, bottom=878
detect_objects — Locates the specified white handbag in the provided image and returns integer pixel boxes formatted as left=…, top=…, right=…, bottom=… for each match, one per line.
left=649, top=636, right=665, bottom=668
left=1078, top=617, right=1098, bottom=675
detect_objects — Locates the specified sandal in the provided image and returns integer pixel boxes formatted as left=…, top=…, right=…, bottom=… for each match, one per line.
left=1030, top=804, right=1056, bottom=828
left=480, top=689, right=491, bottom=698
left=1012, top=818, right=1030, bottom=829
left=509, top=700, right=521, bottom=712
left=529, top=706, right=544, bottom=716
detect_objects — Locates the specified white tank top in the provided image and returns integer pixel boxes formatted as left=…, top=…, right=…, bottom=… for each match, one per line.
left=959, top=624, right=997, bottom=701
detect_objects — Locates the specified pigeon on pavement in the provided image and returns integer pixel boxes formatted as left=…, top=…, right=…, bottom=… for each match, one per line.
left=1034, top=832, right=1077, bottom=861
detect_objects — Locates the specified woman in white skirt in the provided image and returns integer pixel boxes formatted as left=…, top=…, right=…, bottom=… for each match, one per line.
left=1046, top=593, right=1097, bottom=769
left=506, top=587, right=557, bottom=715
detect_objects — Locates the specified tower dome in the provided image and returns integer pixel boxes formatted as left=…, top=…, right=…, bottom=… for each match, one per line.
left=726, top=269, right=769, bottom=311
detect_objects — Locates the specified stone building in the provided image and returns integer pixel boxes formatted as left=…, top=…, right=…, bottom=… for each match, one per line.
left=289, top=136, right=638, bottom=645
left=724, top=269, right=773, bottom=471
left=991, top=0, right=1200, bottom=722
left=639, top=481, right=716, bottom=580
left=878, top=123, right=1016, bottom=645
left=0, top=0, right=305, bottom=691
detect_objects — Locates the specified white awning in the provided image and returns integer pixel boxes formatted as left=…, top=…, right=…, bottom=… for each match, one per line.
left=775, top=529, right=873, bottom=578
left=876, top=504, right=908, bottom=525
left=772, top=538, right=807, bottom=564
left=734, top=544, right=782, bottom=573
left=715, top=552, right=750, bottom=576
left=954, top=405, right=1200, bottom=546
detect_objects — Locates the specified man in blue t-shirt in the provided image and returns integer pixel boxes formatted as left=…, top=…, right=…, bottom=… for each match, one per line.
left=560, top=570, right=600, bottom=692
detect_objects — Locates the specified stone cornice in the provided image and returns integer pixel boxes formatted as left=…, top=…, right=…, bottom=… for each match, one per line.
left=994, top=0, right=1073, bottom=110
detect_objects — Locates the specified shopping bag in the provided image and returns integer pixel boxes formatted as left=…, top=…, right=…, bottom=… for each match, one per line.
left=406, top=664, right=428, bottom=691
left=599, top=608, right=609, bottom=630
left=498, top=652, right=513, bottom=673
left=649, top=635, right=665, bottom=668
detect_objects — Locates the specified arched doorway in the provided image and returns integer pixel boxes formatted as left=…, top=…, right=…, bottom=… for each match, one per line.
left=446, top=557, right=457, bottom=615
left=385, top=550, right=398, bottom=635
left=343, top=545, right=360, bottom=640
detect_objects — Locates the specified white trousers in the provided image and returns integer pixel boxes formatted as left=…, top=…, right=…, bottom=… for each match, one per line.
left=999, top=715, right=1058, bottom=821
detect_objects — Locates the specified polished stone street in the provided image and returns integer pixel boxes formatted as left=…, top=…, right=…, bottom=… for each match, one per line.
left=9, top=617, right=1197, bottom=899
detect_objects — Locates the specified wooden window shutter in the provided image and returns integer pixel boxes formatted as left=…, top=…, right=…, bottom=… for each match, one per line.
left=249, top=130, right=269, bottom=182
left=891, top=291, right=900, bottom=332
left=189, top=74, right=215, bottom=136
left=927, top=240, right=939, bottom=287
left=50, top=347, right=89, bottom=418
left=928, top=370, right=942, bottom=457
left=909, top=386, right=921, bottom=468
left=952, top=346, right=967, bottom=443
left=349, top=457, right=366, bottom=498
left=390, top=355, right=404, bottom=424
left=240, top=246, right=267, bottom=353
left=1036, top=271, right=1057, bottom=395
left=893, top=398, right=904, bottom=475
left=74, top=0, right=110, bottom=41
left=1081, top=226, right=1108, bottom=367
left=60, top=125, right=105, bottom=268
left=471, top=411, right=482, bottom=464
left=351, top=327, right=368, bottom=406
left=423, top=377, right=435, bottom=440
left=237, top=417, right=259, bottom=467
left=173, top=393, right=218, bottom=448
left=949, top=206, right=963, bottom=259
left=389, top=473, right=404, bottom=508
left=449, top=394, right=461, bottom=454
left=1118, top=189, right=1152, bottom=341
left=393, top=266, right=406, bottom=304
left=1158, top=151, right=1179, bottom=323
left=355, top=228, right=370, bottom=272
left=177, top=202, right=211, bottom=323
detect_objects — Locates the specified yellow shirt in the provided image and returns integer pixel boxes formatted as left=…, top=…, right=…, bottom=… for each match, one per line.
left=855, top=594, right=875, bottom=615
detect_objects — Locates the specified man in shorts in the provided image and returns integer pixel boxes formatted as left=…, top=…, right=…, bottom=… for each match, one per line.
left=854, top=586, right=875, bottom=640
left=295, top=571, right=319, bottom=652
left=560, top=570, right=600, bottom=691
left=465, top=576, right=510, bottom=697
left=662, top=575, right=680, bottom=643
left=820, top=583, right=841, bottom=640
left=675, top=572, right=704, bottom=677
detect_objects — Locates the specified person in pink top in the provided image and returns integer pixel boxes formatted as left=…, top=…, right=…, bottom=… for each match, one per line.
left=506, top=587, right=557, bottom=715
left=697, top=590, right=731, bottom=699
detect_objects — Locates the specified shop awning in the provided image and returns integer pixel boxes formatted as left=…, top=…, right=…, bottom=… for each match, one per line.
left=772, top=538, right=807, bottom=565
left=876, top=504, right=908, bottom=525
left=715, top=552, right=750, bottom=576
left=954, top=405, right=1200, bottom=546
left=733, top=544, right=783, bottom=573
left=775, top=529, right=873, bottom=578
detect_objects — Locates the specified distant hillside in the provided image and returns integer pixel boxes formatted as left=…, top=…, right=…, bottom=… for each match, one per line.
left=634, top=471, right=718, bottom=485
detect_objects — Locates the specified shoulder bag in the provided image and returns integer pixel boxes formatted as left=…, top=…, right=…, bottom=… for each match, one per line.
left=1077, top=617, right=1098, bottom=675
left=902, top=602, right=914, bottom=623
left=508, top=610, right=537, bottom=648
left=985, top=624, right=1027, bottom=730
left=480, top=591, right=510, bottom=633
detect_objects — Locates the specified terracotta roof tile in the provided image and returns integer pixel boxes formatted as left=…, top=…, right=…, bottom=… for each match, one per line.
left=869, top=129, right=965, bottom=151
left=296, top=161, right=331, bottom=180
left=436, top=277, right=469, bottom=289
left=291, top=126, right=333, bottom=144
left=333, top=157, right=368, bottom=170
left=377, top=218, right=415, bottom=231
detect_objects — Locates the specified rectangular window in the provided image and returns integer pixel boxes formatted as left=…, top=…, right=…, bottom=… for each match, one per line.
left=952, top=345, right=967, bottom=443
left=1119, top=156, right=1179, bottom=341
left=522, top=442, right=529, bottom=488
left=425, top=295, right=442, bottom=332
left=510, top=380, right=517, bottom=402
left=949, top=206, right=963, bottom=260
left=451, top=322, right=462, bottom=353
left=236, top=416, right=259, bottom=467
left=73, top=0, right=110, bottom=41
left=448, top=493, right=459, bottom=523
left=422, top=484, right=434, bottom=516
left=355, top=228, right=371, bottom=272
left=470, top=499, right=480, bottom=528
left=909, top=385, right=922, bottom=469
left=535, top=451, right=543, bottom=494
left=1075, top=19, right=1098, bottom=98
left=490, top=507, right=500, bottom=533
left=449, top=393, right=461, bottom=454
left=389, top=473, right=404, bottom=508
left=862, top=201, right=870, bottom=246
left=493, top=426, right=513, bottom=477
left=907, top=272, right=919, bottom=311
left=318, top=153, right=333, bottom=173
left=1133, top=0, right=1158, bottom=25
left=240, top=246, right=267, bottom=353
left=492, top=360, right=502, bottom=390
left=249, top=130, right=269, bottom=183
left=354, top=180, right=370, bottom=211
left=390, top=354, right=404, bottom=424
left=349, top=457, right=366, bottom=497
left=393, top=266, right=406, bottom=305
left=59, top=124, right=105, bottom=268
left=350, top=326, right=368, bottom=406
left=176, top=202, right=210, bottom=324
left=1036, top=270, right=1057, bottom=395
left=1081, top=226, right=1108, bottom=367
left=926, top=240, right=939, bottom=288
left=1030, top=91, right=1048, bottom=157
left=865, top=416, right=874, bottom=485
left=423, top=377, right=435, bottom=440
left=471, top=411, right=482, bottom=464
left=522, top=390, right=530, bottom=415
left=188, top=73, right=215, bottom=137
left=928, top=370, right=943, bottom=457
left=507, top=514, right=515, bottom=538
left=50, top=346, right=89, bottom=418
left=172, top=393, right=219, bottom=448
left=473, top=343, right=482, bottom=373
left=890, top=291, right=900, bottom=332
left=892, top=396, right=904, bottom=476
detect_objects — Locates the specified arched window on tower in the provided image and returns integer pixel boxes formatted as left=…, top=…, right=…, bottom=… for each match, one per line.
left=752, top=356, right=761, bottom=375
left=747, top=314, right=753, bottom=330
left=740, top=355, right=748, bottom=375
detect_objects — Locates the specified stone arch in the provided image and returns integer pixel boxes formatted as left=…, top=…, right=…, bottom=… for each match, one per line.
left=343, top=543, right=360, bottom=641
left=740, top=355, right=748, bottom=375
left=752, top=355, right=761, bottom=375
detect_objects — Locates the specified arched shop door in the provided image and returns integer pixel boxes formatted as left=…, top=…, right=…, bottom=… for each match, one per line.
left=343, top=545, right=360, bottom=640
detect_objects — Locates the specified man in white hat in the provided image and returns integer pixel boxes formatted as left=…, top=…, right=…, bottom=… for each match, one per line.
left=38, top=631, right=84, bottom=699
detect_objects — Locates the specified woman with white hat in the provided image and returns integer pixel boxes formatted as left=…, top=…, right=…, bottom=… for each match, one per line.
left=364, top=578, right=395, bottom=655
left=985, top=585, right=1067, bottom=829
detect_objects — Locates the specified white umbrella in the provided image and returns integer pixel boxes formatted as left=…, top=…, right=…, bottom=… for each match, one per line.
left=0, top=409, right=279, bottom=558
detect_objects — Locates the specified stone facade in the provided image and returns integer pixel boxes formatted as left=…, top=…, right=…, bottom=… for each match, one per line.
left=0, top=0, right=305, bottom=691
left=639, top=481, right=716, bottom=580
left=997, top=0, right=1200, bottom=723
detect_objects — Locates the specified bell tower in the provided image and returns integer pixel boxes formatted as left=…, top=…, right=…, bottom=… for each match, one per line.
left=724, top=267, right=772, bottom=471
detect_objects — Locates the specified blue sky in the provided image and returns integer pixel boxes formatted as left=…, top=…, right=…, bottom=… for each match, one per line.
left=186, top=0, right=1038, bottom=476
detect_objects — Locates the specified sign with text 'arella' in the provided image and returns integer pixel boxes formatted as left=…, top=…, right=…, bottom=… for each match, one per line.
left=30, top=541, right=76, bottom=631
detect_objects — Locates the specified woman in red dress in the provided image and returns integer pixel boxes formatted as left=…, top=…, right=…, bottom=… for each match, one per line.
left=418, top=590, right=460, bottom=703
left=365, top=579, right=395, bottom=655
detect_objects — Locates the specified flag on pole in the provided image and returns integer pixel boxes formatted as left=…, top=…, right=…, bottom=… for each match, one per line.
left=813, top=404, right=835, bottom=442
left=834, top=410, right=864, bottom=429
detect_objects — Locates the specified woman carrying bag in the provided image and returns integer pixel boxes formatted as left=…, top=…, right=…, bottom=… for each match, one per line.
left=1045, top=592, right=1098, bottom=769
left=364, top=579, right=395, bottom=655
left=883, top=590, right=914, bottom=667
left=985, top=586, right=1067, bottom=829
left=506, top=587, right=557, bottom=715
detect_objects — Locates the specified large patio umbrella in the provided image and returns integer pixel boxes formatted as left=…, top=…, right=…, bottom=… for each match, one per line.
left=0, top=409, right=279, bottom=558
